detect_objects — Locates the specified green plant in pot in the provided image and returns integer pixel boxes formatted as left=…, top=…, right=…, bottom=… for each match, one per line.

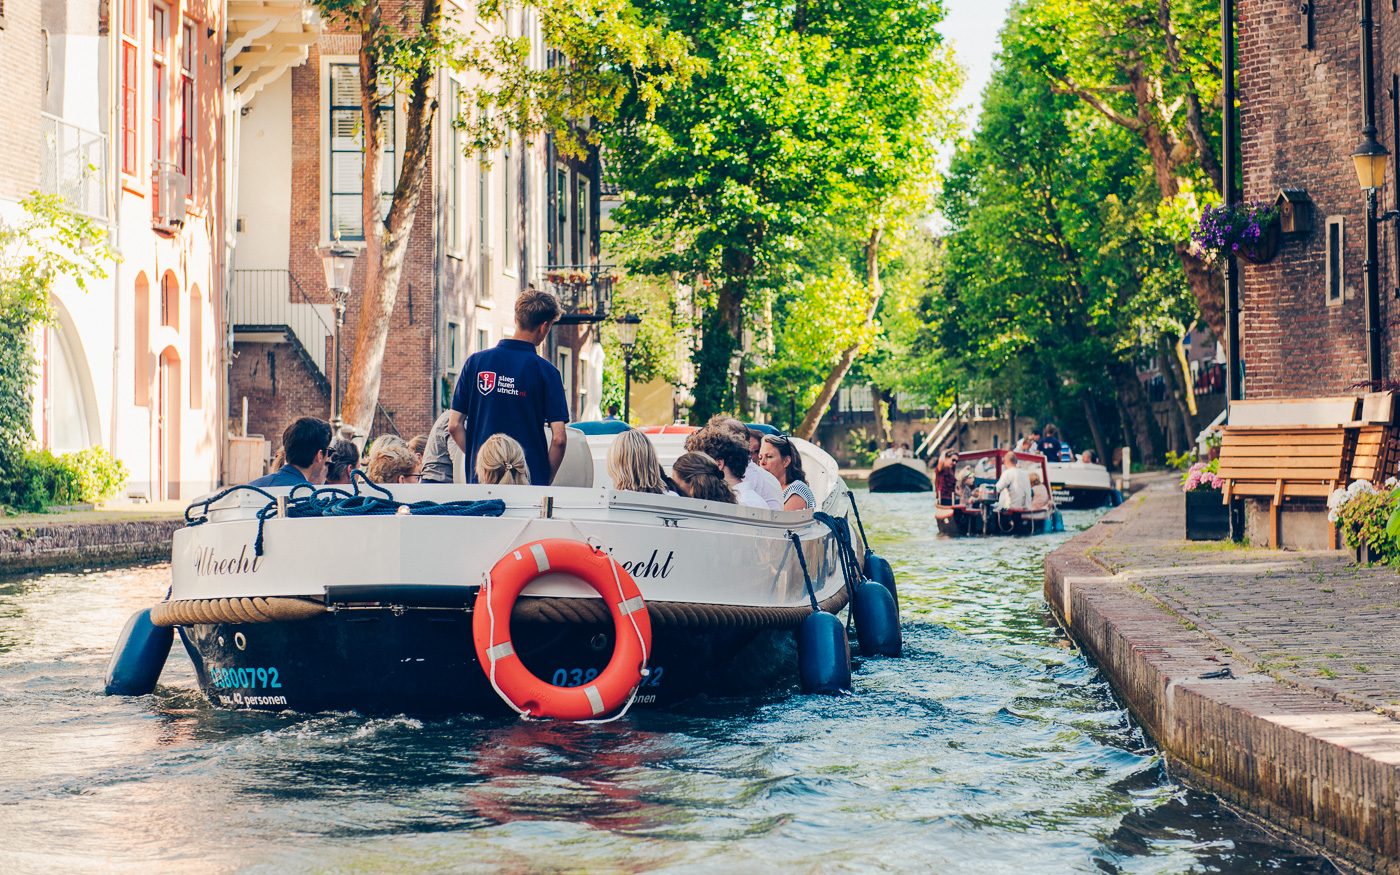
left=1330, top=479, right=1400, bottom=564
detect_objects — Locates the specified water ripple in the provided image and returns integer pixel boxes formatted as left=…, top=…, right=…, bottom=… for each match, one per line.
left=0, top=493, right=1336, bottom=873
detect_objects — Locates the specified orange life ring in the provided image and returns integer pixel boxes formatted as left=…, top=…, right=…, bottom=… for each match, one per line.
left=639, top=425, right=699, bottom=435
left=474, top=538, right=652, bottom=720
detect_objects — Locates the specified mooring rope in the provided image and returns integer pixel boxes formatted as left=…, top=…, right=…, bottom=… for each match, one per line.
left=185, top=470, right=505, bottom=556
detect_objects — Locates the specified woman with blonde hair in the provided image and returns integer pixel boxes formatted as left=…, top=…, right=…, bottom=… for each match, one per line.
left=670, top=452, right=735, bottom=503
left=607, top=430, right=672, bottom=495
left=475, top=433, right=531, bottom=485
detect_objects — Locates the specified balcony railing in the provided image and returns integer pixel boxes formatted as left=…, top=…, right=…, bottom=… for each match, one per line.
left=39, top=113, right=108, bottom=221
left=540, top=264, right=617, bottom=324
left=230, top=270, right=334, bottom=380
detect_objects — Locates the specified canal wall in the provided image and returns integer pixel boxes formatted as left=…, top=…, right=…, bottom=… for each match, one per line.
left=1045, top=487, right=1400, bottom=875
left=0, top=518, right=182, bottom=573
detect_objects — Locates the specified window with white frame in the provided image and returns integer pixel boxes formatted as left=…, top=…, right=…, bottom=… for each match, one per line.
left=448, top=80, right=462, bottom=254
left=555, top=165, right=570, bottom=264
left=447, top=320, right=462, bottom=367
left=577, top=177, right=590, bottom=262
left=504, top=135, right=517, bottom=274
left=180, top=17, right=195, bottom=187
left=478, top=153, right=493, bottom=304
left=557, top=347, right=573, bottom=417
left=1326, top=216, right=1344, bottom=307
left=329, top=63, right=395, bottom=240
left=476, top=327, right=490, bottom=352
left=120, top=0, right=139, bottom=176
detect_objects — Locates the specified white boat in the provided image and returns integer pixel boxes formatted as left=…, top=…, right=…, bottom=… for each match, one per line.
left=119, top=430, right=890, bottom=717
left=1045, top=459, right=1117, bottom=508
left=867, top=456, right=932, bottom=493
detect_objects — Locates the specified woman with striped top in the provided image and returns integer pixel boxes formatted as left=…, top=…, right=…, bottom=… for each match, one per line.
left=757, top=433, right=816, bottom=512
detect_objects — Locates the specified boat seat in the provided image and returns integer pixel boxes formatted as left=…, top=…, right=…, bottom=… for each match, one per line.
left=549, top=426, right=594, bottom=488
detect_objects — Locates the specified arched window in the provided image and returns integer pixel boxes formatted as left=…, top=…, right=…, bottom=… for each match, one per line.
left=189, top=284, right=202, bottom=408
left=134, top=272, right=150, bottom=405
left=161, top=270, right=180, bottom=329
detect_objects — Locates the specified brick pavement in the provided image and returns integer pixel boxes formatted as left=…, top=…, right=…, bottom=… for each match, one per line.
left=1093, top=487, right=1400, bottom=719
left=1046, top=486, right=1400, bottom=874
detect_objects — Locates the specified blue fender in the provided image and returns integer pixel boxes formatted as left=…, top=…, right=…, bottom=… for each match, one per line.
left=104, top=608, right=173, bottom=696
left=797, top=611, right=851, bottom=695
left=852, top=581, right=901, bottom=657
left=863, top=552, right=898, bottom=608
left=1109, top=489, right=1123, bottom=507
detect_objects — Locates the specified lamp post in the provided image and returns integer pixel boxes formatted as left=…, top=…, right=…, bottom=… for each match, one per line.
left=616, top=312, right=642, bottom=422
left=1353, top=0, right=1399, bottom=385
left=317, top=238, right=361, bottom=430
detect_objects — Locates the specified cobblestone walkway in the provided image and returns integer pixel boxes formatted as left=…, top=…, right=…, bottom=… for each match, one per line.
left=1088, top=486, right=1400, bottom=720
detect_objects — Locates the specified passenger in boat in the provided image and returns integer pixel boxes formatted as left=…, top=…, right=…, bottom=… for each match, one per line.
left=957, top=468, right=978, bottom=505
left=1029, top=471, right=1051, bottom=511
left=366, top=434, right=407, bottom=468
left=687, top=427, right=767, bottom=508
left=420, top=411, right=461, bottom=484
left=1041, top=424, right=1062, bottom=462
left=994, top=450, right=1032, bottom=511
left=408, top=433, right=429, bottom=460
left=324, top=439, right=360, bottom=486
left=602, top=404, right=622, bottom=422
left=759, top=433, right=816, bottom=511
left=708, top=416, right=782, bottom=509
left=448, top=287, right=569, bottom=486
left=933, top=449, right=959, bottom=505
left=608, top=430, right=677, bottom=495
left=475, top=433, right=531, bottom=485
left=1079, top=449, right=1098, bottom=464
left=670, top=452, right=736, bottom=503
left=247, top=416, right=333, bottom=487
left=367, top=444, right=422, bottom=483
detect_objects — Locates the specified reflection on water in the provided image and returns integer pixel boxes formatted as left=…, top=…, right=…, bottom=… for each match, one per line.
left=0, top=493, right=1335, bottom=873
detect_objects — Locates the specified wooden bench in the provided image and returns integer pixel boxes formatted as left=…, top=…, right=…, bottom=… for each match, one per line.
left=1217, top=397, right=1362, bottom=547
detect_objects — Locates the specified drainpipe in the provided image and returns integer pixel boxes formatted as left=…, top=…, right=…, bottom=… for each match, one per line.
left=1222, top=0, right=1245, bottom=541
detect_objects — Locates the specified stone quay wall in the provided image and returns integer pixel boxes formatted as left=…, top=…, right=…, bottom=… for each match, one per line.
left=1046, top=488, right=1400, bottom=874
left=0, top=519, right=182, bottom=574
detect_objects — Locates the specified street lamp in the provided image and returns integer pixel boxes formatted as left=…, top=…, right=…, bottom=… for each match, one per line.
left=318, top=237, right=361, bottom=430
left=616, top=312, right=642, bottom=422
left=1353, top=0, right=1399, bottom=385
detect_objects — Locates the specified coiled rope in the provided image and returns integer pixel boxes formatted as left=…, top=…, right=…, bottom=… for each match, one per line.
left=184, top=470, right=506, bottom=556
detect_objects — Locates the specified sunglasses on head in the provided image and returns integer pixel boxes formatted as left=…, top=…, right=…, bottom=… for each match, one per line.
left=767, top=432, right=791, bottom=446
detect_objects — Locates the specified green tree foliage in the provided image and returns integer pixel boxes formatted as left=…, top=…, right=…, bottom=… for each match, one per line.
left=605, top=0, right=959, bottom=423
left=0, top=195, right=116, bottom=511
left=313, top=0, right=699, bottom=434
left=933, top=24, right=1196, bottom=464
left=1015, top=0, right=1226, bottom=342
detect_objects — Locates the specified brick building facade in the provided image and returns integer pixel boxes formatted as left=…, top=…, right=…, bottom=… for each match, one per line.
left=229, top=10, right=606, bottom=459
left=1238, top=0, right=1398, bottom=395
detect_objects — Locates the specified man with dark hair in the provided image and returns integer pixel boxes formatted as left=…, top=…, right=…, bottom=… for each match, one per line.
left=248, top=416, right=333, bottom=486
left=603, top=403, right=621, bottom=422
left=704, top=415, right=782, bottom=509
left=447, top=287, right=569, bottom=485
left=685, top=427, right=767, bottom=508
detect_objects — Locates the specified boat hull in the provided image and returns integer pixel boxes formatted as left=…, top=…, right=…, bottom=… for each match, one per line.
left=868, top=459, right=932, bottom=493
left=934, top=505, right=1054, bottom=537
left=177, top=610, right=789, bottom=715
left=1046, top=461, right=1115, bottom=508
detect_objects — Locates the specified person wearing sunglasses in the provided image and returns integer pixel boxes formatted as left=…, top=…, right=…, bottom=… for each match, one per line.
left=934, top=448, right=959, bottom=506
left=757, top=433, right=815, bottom=512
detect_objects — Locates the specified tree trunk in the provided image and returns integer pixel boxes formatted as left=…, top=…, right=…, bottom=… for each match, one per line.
left=1108, top=359, right=1165, bottom=464
left=871, top=384, right=890, bottom=446
left=339, top=0, right=443, bottom=435
left=794, top=221, right=884, bottom=440
left=1156, top=333, right=1195, bottom=452
left=1081, top=392, right=1109, bottom=468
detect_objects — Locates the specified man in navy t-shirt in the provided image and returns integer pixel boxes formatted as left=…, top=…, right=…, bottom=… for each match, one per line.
left=447, top=288, right=570, bottom=485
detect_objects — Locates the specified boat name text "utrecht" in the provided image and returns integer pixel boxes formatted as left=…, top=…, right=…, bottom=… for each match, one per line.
left=614, top=550, right=675, bottom=579
left=194, top=545, right=263, bottom=577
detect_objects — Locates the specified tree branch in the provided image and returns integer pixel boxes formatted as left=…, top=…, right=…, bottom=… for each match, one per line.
left=1049, top=76, right=1145, bottom=133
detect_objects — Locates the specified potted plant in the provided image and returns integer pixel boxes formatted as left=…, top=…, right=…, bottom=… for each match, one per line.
left=1191, top=201, right=1282, bottom=265
left=1330, top=479, right=1400, bottom=564
left=1183, top=460, right=1228, bottom=540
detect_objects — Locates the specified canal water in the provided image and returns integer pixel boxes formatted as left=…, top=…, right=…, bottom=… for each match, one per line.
left=0, top=491, right=1336, bottom=873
